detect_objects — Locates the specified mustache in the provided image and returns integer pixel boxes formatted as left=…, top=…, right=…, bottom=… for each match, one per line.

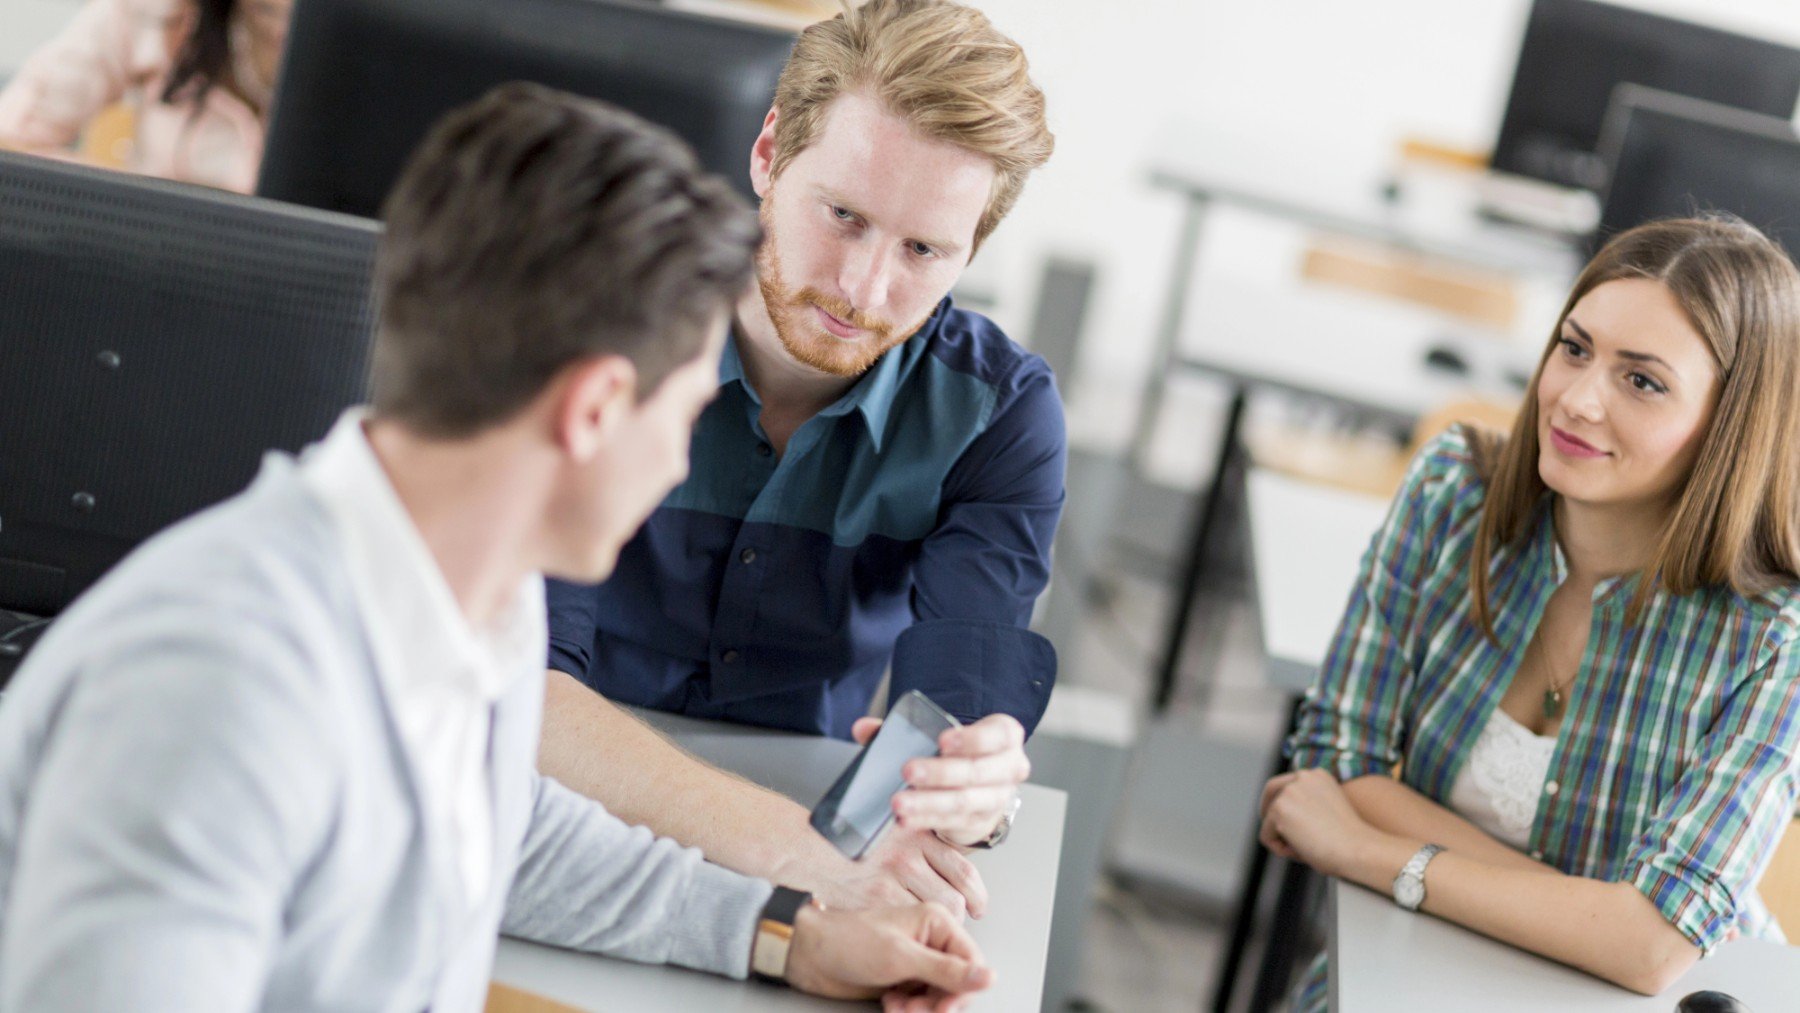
left=792, top=287, right=891, bottom=336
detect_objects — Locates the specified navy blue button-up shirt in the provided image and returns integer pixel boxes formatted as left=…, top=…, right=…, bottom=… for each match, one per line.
left=546, top=298, right=1065, bottom=739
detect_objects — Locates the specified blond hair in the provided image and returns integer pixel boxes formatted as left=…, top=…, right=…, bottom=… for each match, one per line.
left=771, top=0, right=1053, bottom=251
left=1468, top=215, right=1800, bottom=638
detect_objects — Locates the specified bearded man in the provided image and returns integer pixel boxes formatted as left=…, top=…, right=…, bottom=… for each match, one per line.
left=540, top=0, right=1063, bottom=919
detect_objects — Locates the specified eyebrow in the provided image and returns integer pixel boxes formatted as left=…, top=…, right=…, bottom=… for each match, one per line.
left=817, top=187, right=965, bottom=257
left=1563, top=317, right=1677, bottom=374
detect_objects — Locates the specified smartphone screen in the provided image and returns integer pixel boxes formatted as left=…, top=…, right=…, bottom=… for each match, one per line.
left=810, top=690, right=959, bottom=858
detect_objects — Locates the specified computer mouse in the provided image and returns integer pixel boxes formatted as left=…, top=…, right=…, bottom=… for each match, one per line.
left=1677, top=990, right=1752, bottom=1013
left=1423, top=344, right=1470, bottom=375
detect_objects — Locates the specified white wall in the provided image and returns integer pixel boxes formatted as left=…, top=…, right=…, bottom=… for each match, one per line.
left=960, top=0, right=1800, bottom=448
left=8, top=0, right=1800, bottom=448
left=2, top=0, right=84, bottom=77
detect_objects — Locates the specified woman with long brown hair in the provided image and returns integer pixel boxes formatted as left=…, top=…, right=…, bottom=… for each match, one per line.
left=0, top=0, right=290, bottom=193
left=1261, top=215, right=1800, bottom=1007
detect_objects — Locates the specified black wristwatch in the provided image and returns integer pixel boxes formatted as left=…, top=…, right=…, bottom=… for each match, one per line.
left=750, top=886, right=814, bottom=983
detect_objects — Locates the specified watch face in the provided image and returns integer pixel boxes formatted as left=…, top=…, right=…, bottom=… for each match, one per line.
left=1395, top=876, right=1424, bottom=909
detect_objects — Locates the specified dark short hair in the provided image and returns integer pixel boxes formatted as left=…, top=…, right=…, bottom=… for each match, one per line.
left=372, top=83, right=761, bottom=437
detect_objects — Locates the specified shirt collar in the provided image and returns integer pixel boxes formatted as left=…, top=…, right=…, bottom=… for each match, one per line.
left=296, top=410, right=542, bottom=703
left=720, top=297, right=948, bottom=453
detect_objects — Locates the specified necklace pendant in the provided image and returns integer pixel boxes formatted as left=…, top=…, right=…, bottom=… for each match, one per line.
left=1542, top=689, right=1562, bottom=719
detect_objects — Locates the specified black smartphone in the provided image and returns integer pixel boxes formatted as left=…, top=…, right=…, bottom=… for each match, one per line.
left=810, top=690, right=961, bottom=858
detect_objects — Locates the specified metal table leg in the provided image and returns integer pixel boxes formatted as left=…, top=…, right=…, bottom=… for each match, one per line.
left=1208, top=695, right=1302, bottom=1012
left=1246, top=856, right=1317, bottom=1012
left=1151, top=384, right=1247, bottom=713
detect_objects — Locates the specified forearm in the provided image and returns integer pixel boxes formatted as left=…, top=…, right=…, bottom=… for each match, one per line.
left=1341, top=774, right=1549, bottom=873
left=503, top=773, right=769, bottom=977
left=1342, top=832, right=1699, bottom=995
left=537, top=670, right=854, bottom=889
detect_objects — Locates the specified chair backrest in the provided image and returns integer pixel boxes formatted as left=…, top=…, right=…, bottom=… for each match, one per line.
left=1403, top=398, right=1520, bottom=464
left=484, top=983, right=583, bottom=1013
left=1758, top=816, right=1800, bottom=940
left=77, top=102, right=136, bottom=169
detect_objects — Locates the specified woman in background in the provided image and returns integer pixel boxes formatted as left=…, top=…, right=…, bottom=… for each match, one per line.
left=0, top=0, right=291, bottom=192
left=1261, top=215, right=1800, bottom=1008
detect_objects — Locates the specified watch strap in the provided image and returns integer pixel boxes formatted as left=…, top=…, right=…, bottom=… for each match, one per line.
left=1392, top=843, right=1445, bottom=911
left=967, top=793, right=1023, bottom=850
left=750, top=886, right=812, bottom=982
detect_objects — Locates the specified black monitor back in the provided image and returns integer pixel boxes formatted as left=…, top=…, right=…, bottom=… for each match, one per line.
left=1493, top=0, right=1800, bottom=192
left=0, top=152, right=380, bottom=616
left=258, top=0, right=795, bottom=218
left=1594, top=86, right=1800, bottom=254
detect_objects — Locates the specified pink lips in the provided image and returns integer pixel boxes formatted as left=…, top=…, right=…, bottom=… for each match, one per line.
left=1549, top=426, right=1607, bottom=459
left=812, top=304, right=860, bottom=340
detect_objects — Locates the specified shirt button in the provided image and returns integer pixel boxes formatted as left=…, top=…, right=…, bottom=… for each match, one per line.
left=740, top=548, right=757, bottom=565
left=1544, top=780, right=1560, bottom=796
left=1530, top=850, right=1544, bottom=861
left=756, top=443, right=773, bottom=458
left=721, top=649, right=741, bottom=664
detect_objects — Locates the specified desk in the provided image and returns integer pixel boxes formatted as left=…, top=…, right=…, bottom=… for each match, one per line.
left=1245, top=469, right=1390, bottom=693
left=1212, top=470, right=1391, bottom=1012
left=1140, top=150, right=1561, bottom=711
left=492, top=711, right=1066, bottom=1011
left=1330, top=880, right=1800, bottom=1011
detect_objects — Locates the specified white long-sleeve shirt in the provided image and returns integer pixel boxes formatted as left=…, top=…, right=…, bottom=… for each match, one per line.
left=0, top=413, right=771, bottom=1012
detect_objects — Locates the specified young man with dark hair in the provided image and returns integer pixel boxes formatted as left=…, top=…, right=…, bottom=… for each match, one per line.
left=541, top=0, right=1063, bottom=918
left=0, top=84, right=989, bottom=1012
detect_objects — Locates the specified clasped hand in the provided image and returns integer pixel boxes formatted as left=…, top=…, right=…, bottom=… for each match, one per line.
left=1258, top=768, right=1377, bottom=878
left=787, top=901, right=995, bottom=1013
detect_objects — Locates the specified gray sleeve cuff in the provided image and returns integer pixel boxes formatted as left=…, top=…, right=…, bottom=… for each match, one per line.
left=502, top=774, right=774, bottom=978
left=659, top=857, right=773, bottom=979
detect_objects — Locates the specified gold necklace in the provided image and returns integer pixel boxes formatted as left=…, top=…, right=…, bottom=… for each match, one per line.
left=1531, top=636, right=1572, bottom=719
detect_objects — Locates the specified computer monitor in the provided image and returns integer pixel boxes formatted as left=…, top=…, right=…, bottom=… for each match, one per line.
left=258, top=0, right=795, bottom=218
left=0, top=151, right=380, bottom=620
left=1492, top=0, right=1800, bottom=192
left=1595, top=85, right=1800, bottom=253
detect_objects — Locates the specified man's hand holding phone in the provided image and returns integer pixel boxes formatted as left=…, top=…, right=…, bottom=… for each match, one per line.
left=809, top=693, right=1028, bottom=921
left=854, top=713, right=1029, bottom=851
left=858, top=824, right=987, bottom=920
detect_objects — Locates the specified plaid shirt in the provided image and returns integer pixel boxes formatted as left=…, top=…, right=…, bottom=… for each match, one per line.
left=1289, top=428, right=1800, bottom=958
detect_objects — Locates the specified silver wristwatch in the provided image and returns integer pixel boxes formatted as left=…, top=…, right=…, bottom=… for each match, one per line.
left=1391, top=843, right=1445, bottom=911
left=969, top=793, right=1022, bottom=849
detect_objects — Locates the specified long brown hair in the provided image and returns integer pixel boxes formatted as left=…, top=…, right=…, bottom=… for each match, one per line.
left=1468, top=216, right=1800, bottom=639
left=162, top=0, right=234, bottom=108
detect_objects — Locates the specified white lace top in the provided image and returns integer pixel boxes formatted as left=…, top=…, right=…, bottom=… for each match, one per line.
left=1445, top=707, right=1556, bottom=850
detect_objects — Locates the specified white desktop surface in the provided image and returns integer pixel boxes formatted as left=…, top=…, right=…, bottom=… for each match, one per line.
left=1244, top=468, right=1391, bottom=693
left=492, top=710, right=1066, bottom=1011
left=1330, top=880, right=1800, bottom=1011
left=1148, top=128, right=1584, bottom=278
left=1178, top=278, right=1531, bottom=425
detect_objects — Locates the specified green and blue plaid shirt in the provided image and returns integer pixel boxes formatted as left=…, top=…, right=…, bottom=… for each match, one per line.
left=1287, top=429, right=1800, bottom=1006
